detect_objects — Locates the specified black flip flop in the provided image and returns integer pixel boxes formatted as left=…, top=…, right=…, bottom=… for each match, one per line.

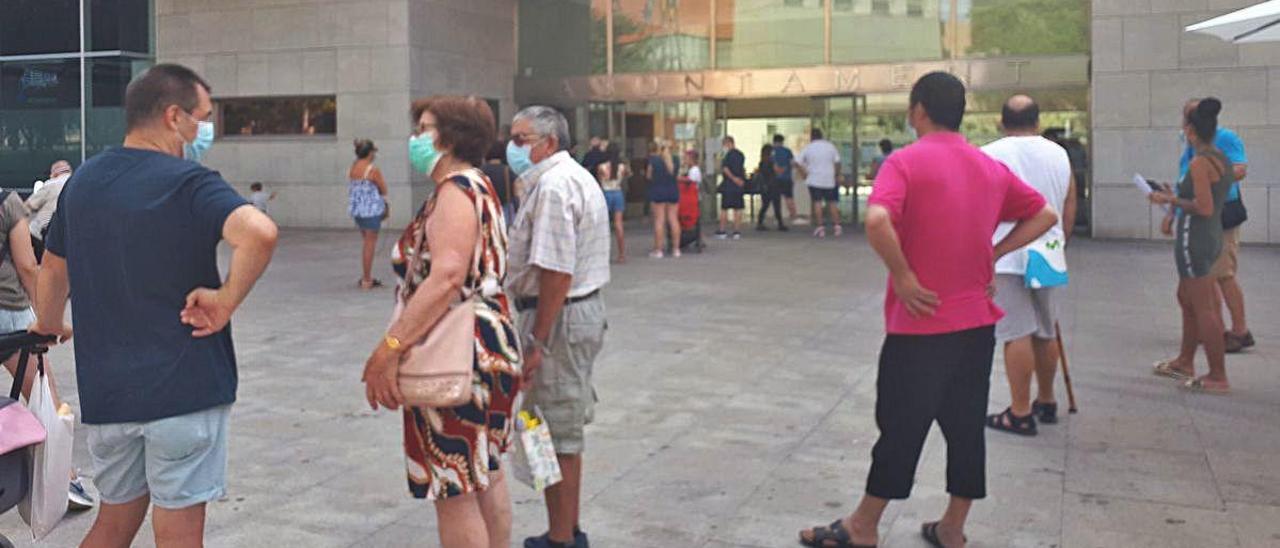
left=798, top=519, right=876, bottom=548
left=985, top=407, right=1037, bottom=436
left=920, top=521, right=967, bottom=548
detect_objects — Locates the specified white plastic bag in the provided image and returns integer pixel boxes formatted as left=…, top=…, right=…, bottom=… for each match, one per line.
left=18, top=362, right=72, bottom=540
left=511, top=407, right=562, bottom=492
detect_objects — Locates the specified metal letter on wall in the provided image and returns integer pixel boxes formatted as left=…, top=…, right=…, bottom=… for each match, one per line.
left=684, top=74, right=705, bottom=97
left=516, top=56, right=1090, bottom=104
left=781, top=71, right=806, bottom=94
left=835, top=69, right=861, bottom=93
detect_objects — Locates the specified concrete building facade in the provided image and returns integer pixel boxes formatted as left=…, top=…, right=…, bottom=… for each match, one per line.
left=155, top=0, right=516, bottom=228
left=1092, top=0, right=1280, bottom=243
left=9, top=0, right=1280, bottom=242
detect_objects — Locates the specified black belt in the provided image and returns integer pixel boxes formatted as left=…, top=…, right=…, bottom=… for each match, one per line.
left=515, top=290, right=599, bottom=313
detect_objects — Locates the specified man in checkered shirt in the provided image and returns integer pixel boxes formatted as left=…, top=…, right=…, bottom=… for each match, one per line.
left=504, top=105, right=610, bottom=548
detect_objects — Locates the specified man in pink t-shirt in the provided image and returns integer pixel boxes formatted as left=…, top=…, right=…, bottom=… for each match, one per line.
left=799, top=72, right=1056, bottom=548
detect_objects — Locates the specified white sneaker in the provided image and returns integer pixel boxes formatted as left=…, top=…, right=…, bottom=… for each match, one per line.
left=813, top=226, right=826, bottom=238
left=672, top=249, right=682, bottom=258
left=69, top=476, right=95, bottom=511
left=649, top=250, right=665, bottom=259
left=731, top=232, right=742, bottom=240
left=833, top=224, right=843, bottom=237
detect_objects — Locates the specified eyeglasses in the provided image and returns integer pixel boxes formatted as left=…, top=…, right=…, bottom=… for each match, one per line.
left=412, top=122, right=438, bottom=137
left=510, top=133, right=545, bottom=147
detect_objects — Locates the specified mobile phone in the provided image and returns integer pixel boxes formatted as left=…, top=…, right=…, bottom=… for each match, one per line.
left=1145, top=179, right=1163, bottom=192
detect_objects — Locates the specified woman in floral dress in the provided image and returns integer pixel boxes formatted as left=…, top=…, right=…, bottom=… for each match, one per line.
left=362, top=96, right=521, bottom=548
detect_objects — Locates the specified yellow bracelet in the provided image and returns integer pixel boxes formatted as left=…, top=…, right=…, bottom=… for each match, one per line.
left=383, top=334, right=403, bottom=352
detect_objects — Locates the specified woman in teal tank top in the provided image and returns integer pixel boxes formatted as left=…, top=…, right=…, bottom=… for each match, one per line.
left=1149, top=98, right=1232, bottom=394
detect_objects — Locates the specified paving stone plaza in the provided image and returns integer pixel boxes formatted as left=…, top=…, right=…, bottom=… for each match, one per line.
left=1, top=227, right=1278, bottom=547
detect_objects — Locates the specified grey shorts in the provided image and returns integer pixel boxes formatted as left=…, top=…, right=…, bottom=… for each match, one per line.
left=86, top=405, right=231, bottom=509
left=518, top=294, right=607, bottom=455
left=994, top=274, right=1060, bottom=343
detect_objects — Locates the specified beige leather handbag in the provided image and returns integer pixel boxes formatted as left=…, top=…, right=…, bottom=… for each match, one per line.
left=392, top=299, right=474, bottom=408
left=392, top=171, right=487, bottom=408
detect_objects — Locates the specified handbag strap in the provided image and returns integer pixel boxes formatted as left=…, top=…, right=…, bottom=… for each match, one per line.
left=445, top=170, right=491, bottom=301
left=8, top=347, right=43, bottom=401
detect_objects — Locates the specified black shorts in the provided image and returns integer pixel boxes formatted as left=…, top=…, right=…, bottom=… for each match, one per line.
left=720, top=190, right=744, bottom=210
left=808, top=185, right=839, bottom=204
left=777, top=178, right=794, bottom=198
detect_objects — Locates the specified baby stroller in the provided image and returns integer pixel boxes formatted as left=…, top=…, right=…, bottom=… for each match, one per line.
left=0, top=331, right=56, bottom=548
left=676, top=176, right=704, bottom=253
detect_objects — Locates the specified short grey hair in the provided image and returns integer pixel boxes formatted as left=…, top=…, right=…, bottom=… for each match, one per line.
left=513, top=105, right=571, bottom=152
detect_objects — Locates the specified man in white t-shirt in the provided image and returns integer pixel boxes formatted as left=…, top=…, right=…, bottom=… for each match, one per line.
left=795, top=128, right=842, bottom=237
left=981, top=95, right=1077, bottom=436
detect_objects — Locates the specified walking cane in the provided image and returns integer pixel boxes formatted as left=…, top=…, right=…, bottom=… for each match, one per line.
left=1054, top=321, right=1079, bottom=414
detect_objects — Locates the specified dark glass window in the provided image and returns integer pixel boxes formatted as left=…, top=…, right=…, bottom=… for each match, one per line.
left=218, top=96, right=337, bottom=137
left=0, top=60, right=81, bottom=189
left=0, top=0, right=80, bottom=56
left=86, top=58, right=150, bottom=158
left=0, top=60, right=82, bottom=109
left=872, top=0, right=890, bottom=14
left=517, top=0, right=604, bottom=77
left=89, top=0, right=151, bottom=53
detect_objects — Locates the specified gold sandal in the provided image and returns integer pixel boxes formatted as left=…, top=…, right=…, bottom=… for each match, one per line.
left=1153, top=360, right=1193, bottom=381
left=1182, top=378, right=1230, bottom=395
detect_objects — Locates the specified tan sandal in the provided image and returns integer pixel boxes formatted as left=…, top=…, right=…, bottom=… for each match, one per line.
left=1181, top=377, right=1230, bottom=395
left=1153, top=360, right=1193, bottom=381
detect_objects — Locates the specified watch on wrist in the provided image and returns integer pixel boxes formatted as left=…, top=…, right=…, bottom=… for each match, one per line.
left=523, top=332, right=550, bottom=354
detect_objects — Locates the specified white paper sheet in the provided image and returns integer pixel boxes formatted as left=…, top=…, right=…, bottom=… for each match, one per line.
left=1134, top=173, right=1170, bottom=213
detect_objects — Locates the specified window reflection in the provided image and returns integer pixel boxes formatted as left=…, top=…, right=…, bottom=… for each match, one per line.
left=958, top=0, right=1089, bottom=57
left=0, top=61, right=82, bottom=188
left=613, top=0, right=711, bottom=73
left=717, top=0, right=823, bottom=69
left=517, top=0, right=607, bottom=77
left=218, top=97, right=337, bottom=137
left=831, top=0, right=943, bottom=64
left=87, top=58, right=150, bottom=157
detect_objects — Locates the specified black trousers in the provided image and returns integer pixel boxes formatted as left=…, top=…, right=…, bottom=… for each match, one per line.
left=865, top=325, right=995, bottom=500
left=757, top=183, right=785, bottom=227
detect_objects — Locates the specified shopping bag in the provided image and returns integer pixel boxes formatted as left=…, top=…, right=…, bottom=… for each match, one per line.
left=17, top=358, right=73, bottom=540
left=1024, top=236, right=1069, bottom=289
left=511, top=407, right=562, bottom=492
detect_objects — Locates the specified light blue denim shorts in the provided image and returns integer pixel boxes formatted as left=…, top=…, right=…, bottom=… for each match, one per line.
left=86, top=404, right=231, bottom=509
left=0, top=307, right=36, bottom=334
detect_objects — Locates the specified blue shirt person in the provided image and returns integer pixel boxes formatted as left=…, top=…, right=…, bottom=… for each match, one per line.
left=1179, top=127, right=1246, bottom=202
left=772, top=140, right=794, bottom=182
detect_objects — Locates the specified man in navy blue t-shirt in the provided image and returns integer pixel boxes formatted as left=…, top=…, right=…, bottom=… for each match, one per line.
left=771, top=134, right=798, bottom=222
left=34, top=64, right=277, bottom=547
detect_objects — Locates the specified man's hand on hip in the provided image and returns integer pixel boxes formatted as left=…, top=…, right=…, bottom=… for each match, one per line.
left=181, top=287, right=236, bottom=337
left=892, top=271, right=939, bottom=318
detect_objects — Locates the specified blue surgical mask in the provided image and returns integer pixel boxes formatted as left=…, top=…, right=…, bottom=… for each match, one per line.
left=182, top=120, right=215, bottom=163
left=507, top=140, right=534, bottom=175
left=408, top=132, right=442, bottom=175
